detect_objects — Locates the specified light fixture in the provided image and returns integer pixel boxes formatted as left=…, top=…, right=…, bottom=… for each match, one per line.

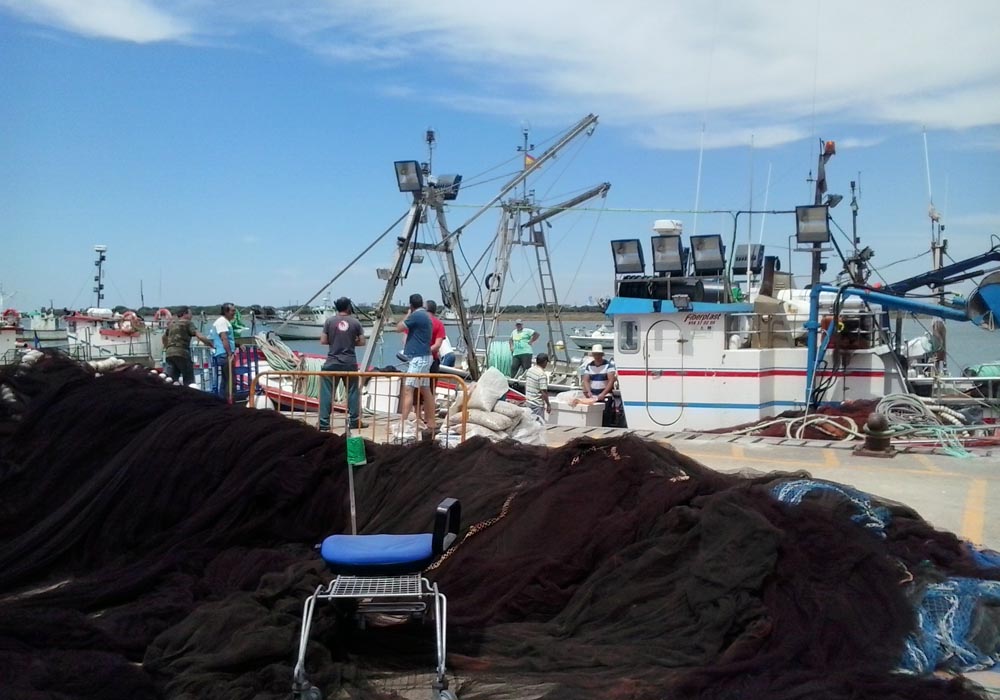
left=732, top=243, right=765, bottom=276
left=430, top=173, right=463, bottom=201
left=376, top=268, right=392, bottom=280
left=689, top=234, right=726, bottom=275
left=825, top=193, right=843, bottom=208
left=610, top=239, right=645, bottom=275
left=672, top=294, right=692, bottom=311
left=650, top=235, right=685, bottom=276
left=394, top=160, right=424, bottom=193
left=795, top=204, right=831, bottom=243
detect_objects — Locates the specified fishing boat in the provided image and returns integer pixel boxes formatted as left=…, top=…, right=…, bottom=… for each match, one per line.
left=21, top=309, right=68, bottom=342
left=602, top=143, right=1000, bottom=433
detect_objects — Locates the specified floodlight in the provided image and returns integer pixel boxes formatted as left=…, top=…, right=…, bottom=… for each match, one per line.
left=732, top=243, right=765, bottom=276
left=431, top=174, right=463, bottom=201
left=796, top=205, right=830, bottom=243
left=394, top=160, right=424, bottom=193
left=671, top=294, right=692, bottom=311
left=825, top=194, right=843, bottom=208
left=610, top=239, right=645, bottom=275
left=650, top=235, right=685, bottom=276
left=689, top=234, right=726, bottom=275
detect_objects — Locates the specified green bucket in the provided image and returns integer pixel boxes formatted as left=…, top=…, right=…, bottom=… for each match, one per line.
left=346, top=435, right=367, bottom=466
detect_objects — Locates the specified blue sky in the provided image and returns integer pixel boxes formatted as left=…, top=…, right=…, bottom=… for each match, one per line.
left=1, top=0, right=998, bottom=312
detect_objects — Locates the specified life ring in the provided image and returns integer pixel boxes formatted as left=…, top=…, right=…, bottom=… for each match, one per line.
left=1, top=308, right=19, bottom=326
left=118, top=310, right=145, bottom=333
left=154, top=308, right=172, bottom=322
left=485, top=273, right=501, bottom=292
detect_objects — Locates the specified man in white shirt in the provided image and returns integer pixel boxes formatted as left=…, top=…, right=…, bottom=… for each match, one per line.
left=209, top=303, right=236, bottom=401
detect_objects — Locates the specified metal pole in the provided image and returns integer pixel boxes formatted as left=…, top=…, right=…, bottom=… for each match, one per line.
left=359, top=200, right=423, bottom=371
left=444, top=113, right=599, bottom=244
left=431, top=202, right=481, bottom=378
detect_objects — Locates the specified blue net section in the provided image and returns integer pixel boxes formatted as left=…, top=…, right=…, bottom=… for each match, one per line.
left=968, top=543, right=1000, bottom=571
left=899, top=577, right=1000, bottom=674
left=771, top=479, right=893, bottom=537
left=773, top=480, right=1000, bottom=676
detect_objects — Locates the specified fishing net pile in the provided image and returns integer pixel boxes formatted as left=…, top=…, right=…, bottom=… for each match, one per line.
left=1, top=351, right=998, bottom=700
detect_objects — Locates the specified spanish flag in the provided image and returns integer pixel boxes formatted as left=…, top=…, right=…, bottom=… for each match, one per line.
left=524, top=153, right=537, bottom=170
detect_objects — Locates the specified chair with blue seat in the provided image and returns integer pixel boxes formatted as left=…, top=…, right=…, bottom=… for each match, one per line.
left=292, top=497, right=462, bottom=700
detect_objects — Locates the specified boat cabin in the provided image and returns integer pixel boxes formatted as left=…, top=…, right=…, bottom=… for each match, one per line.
left=605, top=228, right=909, bottom=432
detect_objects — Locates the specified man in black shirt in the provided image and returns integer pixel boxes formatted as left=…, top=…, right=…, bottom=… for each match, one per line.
left=319, top=297, right=367, bottom=431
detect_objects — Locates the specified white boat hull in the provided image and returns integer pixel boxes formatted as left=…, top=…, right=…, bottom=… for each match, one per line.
left=570, top=333, right=614, bottom=349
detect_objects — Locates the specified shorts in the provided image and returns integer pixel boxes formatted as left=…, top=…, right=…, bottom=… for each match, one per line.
left=405, top=355, right=433, bottom=388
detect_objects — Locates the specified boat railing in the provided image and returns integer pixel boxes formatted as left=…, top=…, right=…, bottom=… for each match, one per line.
left=906, top=362, right=1000, bottom=402
left=247, top=369, right=471, bottom=444
left=727, top=310, right=890, bottom=350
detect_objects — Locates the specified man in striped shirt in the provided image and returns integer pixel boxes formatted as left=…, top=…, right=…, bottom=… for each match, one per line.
left=583, top=344, right=620, bottom=427
left=523, top=353, right=550, bottom=420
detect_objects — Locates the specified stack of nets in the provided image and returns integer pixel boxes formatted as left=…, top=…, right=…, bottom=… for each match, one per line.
left=0, top=351, right=998, bottom=700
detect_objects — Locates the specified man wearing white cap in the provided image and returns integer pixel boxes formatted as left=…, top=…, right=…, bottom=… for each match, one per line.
left=509, top=318, right=539, bottom=377
left=582, top=344, right=618, bottom=424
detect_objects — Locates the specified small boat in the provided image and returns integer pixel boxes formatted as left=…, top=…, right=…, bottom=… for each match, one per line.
left=270, top=296, right=374, bottom=340
left=569, top=324, right=614, bottom=349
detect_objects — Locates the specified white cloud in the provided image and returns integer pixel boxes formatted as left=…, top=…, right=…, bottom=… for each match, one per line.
left=947, top=212, right=1000, bottom=231
left=836, top=137, right=886, bottom=150
left=0, top=0, right=190, bottom=42
left=4, top=0, right=999, bottom=146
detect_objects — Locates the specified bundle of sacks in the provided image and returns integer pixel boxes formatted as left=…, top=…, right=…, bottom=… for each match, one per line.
left=442, top=367, right=547, bottom=446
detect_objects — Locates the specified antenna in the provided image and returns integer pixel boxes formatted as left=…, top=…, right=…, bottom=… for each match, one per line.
left=692, top=122, right=706, bottom=236
left=425, top=128, right=436, bottom=175
left=922, top=129, right=946, bottom=303
left=93, top=245, right=108, bottom=309
left=516, top=124, right=535, bottom=201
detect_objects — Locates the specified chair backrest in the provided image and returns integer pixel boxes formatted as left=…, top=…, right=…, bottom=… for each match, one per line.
left=433, top=498, right=461, bottom=553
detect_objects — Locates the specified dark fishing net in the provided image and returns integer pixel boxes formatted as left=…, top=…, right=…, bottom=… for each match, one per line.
left=0, top=351, right=996, bottom=700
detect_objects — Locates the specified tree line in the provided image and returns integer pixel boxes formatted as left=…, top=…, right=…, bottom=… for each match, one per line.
left=41, top=302, right=607, bottom=317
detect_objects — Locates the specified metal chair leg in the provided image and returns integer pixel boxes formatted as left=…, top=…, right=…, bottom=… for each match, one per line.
left=293, top=585, right=323, bottom=686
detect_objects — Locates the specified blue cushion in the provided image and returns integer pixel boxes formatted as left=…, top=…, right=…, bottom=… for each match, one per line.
left=321, top=533, right=434, bottom=568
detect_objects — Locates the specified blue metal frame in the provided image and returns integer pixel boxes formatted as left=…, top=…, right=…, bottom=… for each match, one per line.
left=803, top=285, right=973, bottom=406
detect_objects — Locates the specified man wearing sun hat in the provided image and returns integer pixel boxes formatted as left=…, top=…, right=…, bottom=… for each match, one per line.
left=582, top=343, right=618, bottom=425
left=509, top=318, right=539, bottom=377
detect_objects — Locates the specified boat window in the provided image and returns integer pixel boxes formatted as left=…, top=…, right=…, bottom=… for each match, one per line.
left=618, top=320, right=639, bottom=353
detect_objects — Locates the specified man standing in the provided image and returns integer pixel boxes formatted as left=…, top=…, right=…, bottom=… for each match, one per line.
left=162, top=306, right=213, bottom=386
left=424, top=299, right=448, bottom=378
left=209, top=303, right=237, bottom=400
left=524, top=353, right=551, bottom=421
left=396, top=293, right=436, bottom=439
left=319, top=296, right=367, bottom=431
left=582, top=344, right=618, bottom=426
left=509, top=319, right=539, bottom=377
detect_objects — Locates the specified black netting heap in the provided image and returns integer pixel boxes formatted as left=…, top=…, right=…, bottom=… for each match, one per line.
left=0, top=351, right=996, bottom=700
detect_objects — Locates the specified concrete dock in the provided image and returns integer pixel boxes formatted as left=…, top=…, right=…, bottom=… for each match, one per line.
left=544, top=425, right=999, bottom=550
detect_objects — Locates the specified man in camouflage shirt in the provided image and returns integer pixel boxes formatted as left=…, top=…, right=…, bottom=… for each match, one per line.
left=162, top=306, right=214, bottom=386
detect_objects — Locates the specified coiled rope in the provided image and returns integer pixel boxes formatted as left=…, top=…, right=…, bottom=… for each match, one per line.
left=254, top=332, right=329, bottom=399
left=487, top=340, right=513, bottom=377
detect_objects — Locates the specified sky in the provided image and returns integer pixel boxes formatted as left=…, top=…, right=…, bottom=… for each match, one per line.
left=1, top=0, right=999, bottom=313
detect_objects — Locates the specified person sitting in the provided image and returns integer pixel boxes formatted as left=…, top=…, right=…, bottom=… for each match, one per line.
left=582, top=344, right=618, bottom=426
